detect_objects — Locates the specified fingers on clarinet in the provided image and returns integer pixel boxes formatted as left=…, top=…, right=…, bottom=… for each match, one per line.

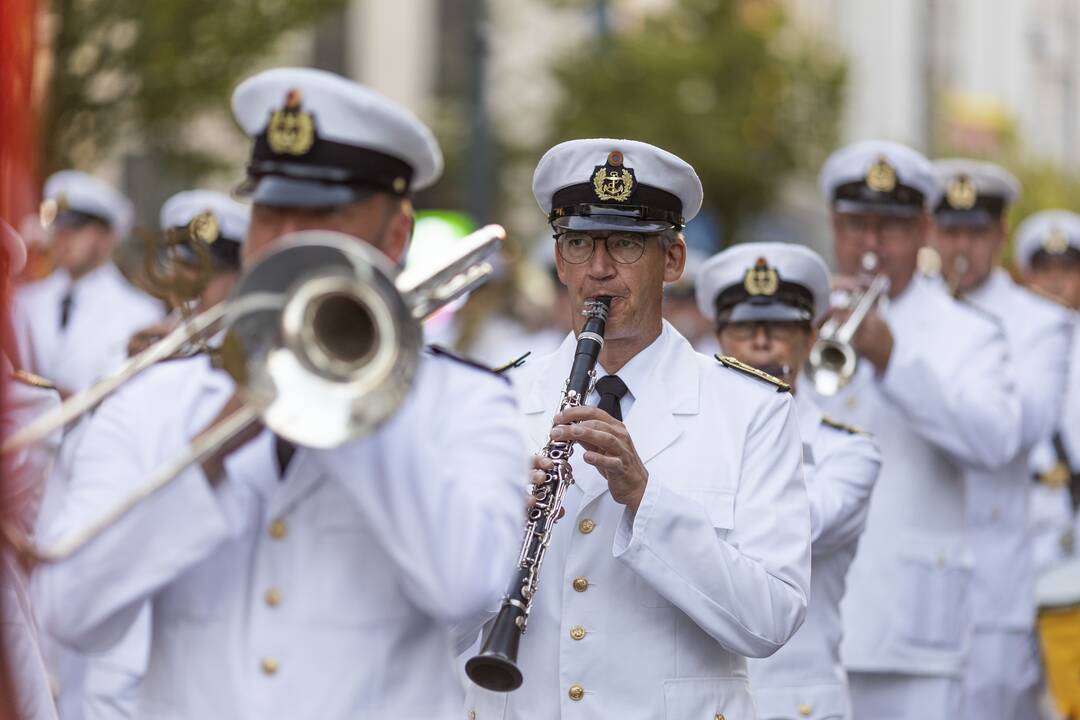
left=529, top=469, right=547, bottom=486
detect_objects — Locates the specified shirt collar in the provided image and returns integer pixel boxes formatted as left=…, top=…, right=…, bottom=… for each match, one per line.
left=595, top=321, right=668, bottom=404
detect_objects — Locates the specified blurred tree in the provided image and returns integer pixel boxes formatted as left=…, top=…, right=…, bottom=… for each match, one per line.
left=545, top=0, right=845, bottom=244
left=41, top=0, right=348, bottom=178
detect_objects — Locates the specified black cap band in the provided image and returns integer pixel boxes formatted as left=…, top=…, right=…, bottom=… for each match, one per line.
left=550, top=182, right=684, bottom=229
left=1031, top=247, right=1080, bottom=269
left=246, top=131, right=413, bottom=197
left=714, top=281, right=815, bottom=325
left=53, top=209, right=112, bottom=230
left=933, top=194, right=1006, bottom=226
left=833, top=180, right=924, bottom=214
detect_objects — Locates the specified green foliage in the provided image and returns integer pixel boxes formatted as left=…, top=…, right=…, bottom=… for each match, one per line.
left=547, top=0, right=845, bottom=243
left=43, top=0, right=348, bottom=178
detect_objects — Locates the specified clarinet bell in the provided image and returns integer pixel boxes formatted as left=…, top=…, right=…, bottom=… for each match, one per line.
left=465, top=612, right=524, bottom=692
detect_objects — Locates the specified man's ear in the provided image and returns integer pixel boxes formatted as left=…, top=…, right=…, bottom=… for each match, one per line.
left=381, top=198, right=414, bottom=265
left=664, top=237, right=686, bottom=284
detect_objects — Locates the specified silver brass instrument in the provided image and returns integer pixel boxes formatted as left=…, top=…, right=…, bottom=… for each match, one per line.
left=804, top=253, right=889, bottom=396
left=5, top=225, right=505, bottom=564
left=465, top=296, right=611, bottom=692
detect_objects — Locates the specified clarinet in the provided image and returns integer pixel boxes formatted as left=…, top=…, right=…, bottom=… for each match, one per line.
left=465, top=296, right=611, bottom=692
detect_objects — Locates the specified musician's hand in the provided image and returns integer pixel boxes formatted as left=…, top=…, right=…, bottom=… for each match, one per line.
left=550, top=406, right=648, bottom=514
left=127, top=317, right=178, bottom=357
left=850, top=308, right=894, bottom=374
left=197, top=391, right=264, bottom=486
left=527, top=455, right=565, bottom=520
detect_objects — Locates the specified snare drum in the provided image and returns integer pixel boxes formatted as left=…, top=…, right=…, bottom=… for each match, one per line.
left=1036, top=557, right=1080, bottom=719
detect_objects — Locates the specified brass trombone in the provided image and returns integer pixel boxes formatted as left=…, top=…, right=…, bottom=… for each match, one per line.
left=6, top=225, right=504, bottom=564
left=804, top=253, right=889, bottom=397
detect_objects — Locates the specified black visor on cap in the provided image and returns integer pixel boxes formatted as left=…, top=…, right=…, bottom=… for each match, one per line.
left=238, top=175, right=379, bottom=209
left=1031, top=246, right=1080, bottom=270
left=934, top=208, right=995, bottom=229
left=171, top=232, right=242, bottom=270
left=833, top=180, right=924, bottom=218
left=714, top=280, right=815, bottom=326
left=550, top=180, right=684, bottom=230
left=52, top=209, right=112, bottom=231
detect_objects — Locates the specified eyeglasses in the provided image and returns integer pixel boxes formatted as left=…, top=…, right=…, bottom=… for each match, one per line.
left=719, top=321, right=808, bottom=342
left=835, top=214, right=919, bottom=243
left=556, top=232, right=651, bottom=265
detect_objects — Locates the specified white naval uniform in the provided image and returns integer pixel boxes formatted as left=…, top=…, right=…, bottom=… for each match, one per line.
left=748, top=392, right=881, bottom=720
left=34, top=350, right=527, bottom=719
left=957, top=269, right=1071, bottom=720
left=12, top=263, right=163, bottom=393
left=809, top=274, right=1021, bottom=720
left=1029, top=316, right=1080, bottom=572
left=465, top=321, right=812, bottom=720
left=2, top=359, right=62, bottom=720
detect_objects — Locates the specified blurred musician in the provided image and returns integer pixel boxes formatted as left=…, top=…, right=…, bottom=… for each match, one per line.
left=811, top=140, right=1021, bottom=720
left=930, top=160, right=1072, bottom=720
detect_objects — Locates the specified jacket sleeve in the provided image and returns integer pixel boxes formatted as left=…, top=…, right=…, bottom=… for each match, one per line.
left=1015, top=308, right=1070, bottom=452
left=612, top=388, right=811, bottom=658
left=879, top=309, right=1021, bottom=470
left=314, top=358, right=528, bottom=627
left=33, top=379, right=262, bottom=653
left=807, top=431, right=881, bottom=555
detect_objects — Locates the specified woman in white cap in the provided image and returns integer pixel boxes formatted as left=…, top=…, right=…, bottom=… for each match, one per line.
left=12, top=170, right=164, bottom=398
left=34, top=67, right=527, bottom=719
left=696, top=241, right=881, bottom=720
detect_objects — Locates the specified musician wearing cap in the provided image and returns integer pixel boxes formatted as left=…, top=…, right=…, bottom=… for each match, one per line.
left=1015, top=213, right=1080, bottom=587
left=811, top=140, right=1021, bottom=719
left=929, top=161, right=1072, bottom=720
left=12, top=171, right=164, bottom=398
left=35, top=67, right=527, bottom=719
left=126, top=190, right=251, bottom=356
left=0, top=220, right=60, bottom=720
left=695, top=242, right=881, bottom=720
left=463, top=139, right=812, bottom=719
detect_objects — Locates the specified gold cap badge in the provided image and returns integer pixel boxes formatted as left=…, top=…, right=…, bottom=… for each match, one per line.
left=946, top=175, right=977, bottom=210
left=1044, top=226, right=1070, bottom=254
left=744, top=257, right=779, bottom=296
left=592, top=151, right=635, bottom=203
left=267, top=88, right=315, bottom=157
left=189, top=210, right=220, bottom=244
left=866, top=156, right=897, bottom=193
left=40, top=193, right=68, bottom=228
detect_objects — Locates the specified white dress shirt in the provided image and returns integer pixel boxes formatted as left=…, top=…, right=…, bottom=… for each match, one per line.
left=34, top=350, right=527, bottom=719
left=748, top=391, right=881, bottom=720
left=810, top=274, right=1021, bottom=678
left=465, top=321, right=812, bottom=719
left=12, top=263, right=163, bottom=392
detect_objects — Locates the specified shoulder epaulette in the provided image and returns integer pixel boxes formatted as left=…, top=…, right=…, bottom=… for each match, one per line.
left=427, top=345, right=508, bottom=380
left=492, top=351, right=530, bottom=374
left=714, top=354, right=790, bottom=393
left=821, top=414, right=866, bottom=435
left=11, top=370, right=56, bottom=391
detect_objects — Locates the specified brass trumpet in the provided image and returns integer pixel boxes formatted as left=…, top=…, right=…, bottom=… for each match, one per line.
left=6, top=225, right=504, bottom=564
left=804, top=253, right=889, bottom=397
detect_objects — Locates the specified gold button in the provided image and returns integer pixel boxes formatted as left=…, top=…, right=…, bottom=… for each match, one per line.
left=572, top=576, right=589, bottom=592
left=260, top=657, right=279, bottom=675
left=269, top=519, right=287, bottom=540
left=568, top=684, right=585, bottom=701
left=265, top=588, right=282, bottom=607
left=578, top=518, right=595, bottom=534
left=569, top=624, right=586, bottom=641
left=468, top=712, right=476, bottom=720
left=715, top=715, right=726, bottom=720
left=799, top=703, right=812, bottom=716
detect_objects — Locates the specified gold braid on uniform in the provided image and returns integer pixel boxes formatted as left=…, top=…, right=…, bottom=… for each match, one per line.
left=11, top=370, right=56, bottom=390
left=714, top=355, right=791, bottom=393
left=821, top=415, right=867, bottom=435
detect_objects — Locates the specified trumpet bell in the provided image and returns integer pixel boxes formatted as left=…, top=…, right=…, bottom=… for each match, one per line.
left=805, top=338, right=857, bottom=397
left=221, top=231, right=422, bottom=448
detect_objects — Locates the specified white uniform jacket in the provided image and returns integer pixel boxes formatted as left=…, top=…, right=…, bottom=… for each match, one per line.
left=12, top=263, right=163, bottom=393
left=2, top=359, right=62, bottom=720
left=35, top=350, right=527, bottom=720
left=961, top=269, right=1071, bottom=630
left=810, top=274, right=1021, bottom=678
left=1029, top=313, right=1080, bottom=571
left=466, top=322, right=812, bottom=720
left=748, top=392, right=881, bottom=720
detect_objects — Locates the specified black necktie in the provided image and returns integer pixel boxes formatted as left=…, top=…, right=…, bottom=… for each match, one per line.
left=595, top=374, right=629, bottom=422
left=275, top=436, right=296, bottom=477
left=59, top=292, right=73, bottom=330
